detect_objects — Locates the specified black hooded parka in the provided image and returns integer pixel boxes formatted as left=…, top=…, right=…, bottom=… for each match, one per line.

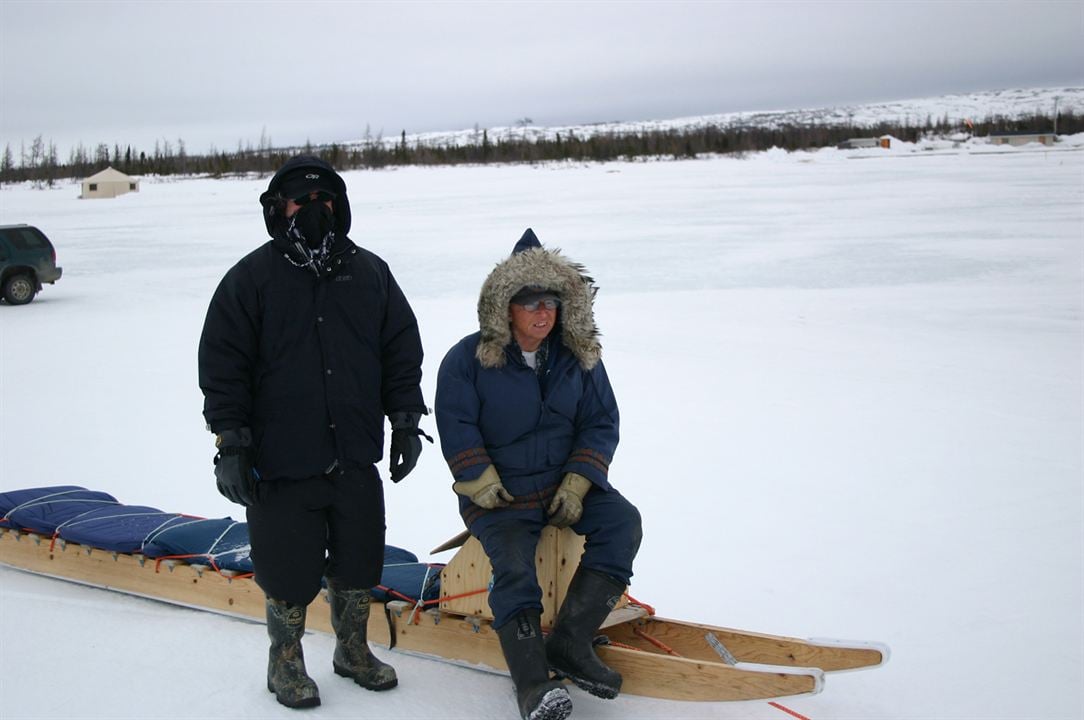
left=198, top=156, right=425, bottom=482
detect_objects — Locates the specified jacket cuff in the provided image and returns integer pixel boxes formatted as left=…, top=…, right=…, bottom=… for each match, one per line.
left=446, top=447, right=491, bottom=481
left=563, top=448, right=611, bottom=488
left=208, top=421, right=246, bottom=435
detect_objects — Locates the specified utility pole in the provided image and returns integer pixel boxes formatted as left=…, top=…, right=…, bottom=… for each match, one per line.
left=1053, top=96, right=1060, bottom=136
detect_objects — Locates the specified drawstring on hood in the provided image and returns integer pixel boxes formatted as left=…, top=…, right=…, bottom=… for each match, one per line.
left=476, top=228, right=601, bottom=371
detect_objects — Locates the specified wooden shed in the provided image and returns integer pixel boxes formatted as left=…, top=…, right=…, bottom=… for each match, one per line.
left=81, top=167, right=139, bottom=199
left=988, top=131, right=1057, bottom=147
left=837, top=137, right=891, bottom=150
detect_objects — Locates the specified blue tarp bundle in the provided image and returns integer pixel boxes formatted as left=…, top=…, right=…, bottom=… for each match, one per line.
left=0, top=486, right=119, bottom=533
left=0, top=486, right=443, bottom=603
left=141, top=516, right=253, bottom=572
left=0, top=486, right=93, bottom=523
left=375, top=546, right=441, bottom=603
left=54, top=505, right=191, bottom=554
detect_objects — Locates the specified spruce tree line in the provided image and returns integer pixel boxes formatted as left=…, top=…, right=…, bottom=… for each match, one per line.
left=1, top=111, right=1077, bottom=186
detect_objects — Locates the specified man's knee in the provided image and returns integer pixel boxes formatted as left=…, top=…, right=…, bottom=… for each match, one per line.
left=481, top=522, right=538, bottom=572
left=588, top=494, right=642, bottom=547
left=579, top=495, right=642, bottom=583
left=613, top=498, right=642, bottom=540
left=622, top=502, right=643, bottom=553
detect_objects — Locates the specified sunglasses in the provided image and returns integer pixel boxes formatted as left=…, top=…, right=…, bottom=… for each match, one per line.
left=292, top=191, right=335, bottom=205
left=516, top=297, right=560, bottom=312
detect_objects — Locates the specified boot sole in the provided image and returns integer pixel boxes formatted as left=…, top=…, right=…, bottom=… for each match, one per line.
left=267, top=682, right=321, bottom=708
left=527, top=686, right=573, bottom=720
left=551, top=669, right=619, bottom=700
left=333, top=663, right=399, bottom=691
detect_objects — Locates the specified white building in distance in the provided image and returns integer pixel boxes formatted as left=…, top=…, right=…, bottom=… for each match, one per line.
left=81, top=167, right=139, bottom=199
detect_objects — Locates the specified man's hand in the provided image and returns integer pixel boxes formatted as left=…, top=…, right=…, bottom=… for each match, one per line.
left=214, top=428, right=256, bottom=507
left=389, top=411, right=432, bottom=483
left=453, top=465, right=514, bottom=509
left=547, top=472, right=592, bottom=527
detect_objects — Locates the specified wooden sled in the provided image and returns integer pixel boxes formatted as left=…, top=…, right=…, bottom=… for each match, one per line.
left=0, top=525, right=887, bottom=702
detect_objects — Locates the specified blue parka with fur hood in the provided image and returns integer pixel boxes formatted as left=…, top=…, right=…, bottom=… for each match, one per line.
left=435, top=229, right=619, bottom=528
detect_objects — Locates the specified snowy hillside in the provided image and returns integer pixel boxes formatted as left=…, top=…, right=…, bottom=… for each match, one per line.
left=350, top=86, right=1083, bottom=149
left=0, top=135, right=1081, bottom=719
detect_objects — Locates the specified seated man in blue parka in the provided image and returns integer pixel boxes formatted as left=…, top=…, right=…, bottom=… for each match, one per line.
left=435, top=228, right=642, bottom=720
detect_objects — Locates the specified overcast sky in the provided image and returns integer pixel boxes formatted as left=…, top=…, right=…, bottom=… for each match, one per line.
left=1, top=0, right=1081, bottom=159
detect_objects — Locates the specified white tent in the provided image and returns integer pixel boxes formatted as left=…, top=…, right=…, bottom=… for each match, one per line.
left=81, top=166, right=139, bottom=199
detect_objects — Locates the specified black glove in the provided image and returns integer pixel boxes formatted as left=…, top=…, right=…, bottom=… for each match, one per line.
left=213, top=427, right=257, bottom=507
left=388, top=411, right=433, bottom=483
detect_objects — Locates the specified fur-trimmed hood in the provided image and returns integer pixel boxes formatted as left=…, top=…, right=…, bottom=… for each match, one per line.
left=476, top=228, right=601, bottom=370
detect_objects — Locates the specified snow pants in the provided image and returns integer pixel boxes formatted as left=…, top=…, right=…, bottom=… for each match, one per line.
left=246, top=465, right=386, bottom=606
left=472, top=488, right=642, bottom=630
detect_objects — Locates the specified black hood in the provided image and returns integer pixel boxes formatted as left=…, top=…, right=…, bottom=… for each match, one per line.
left=259, top=155, right=352, bottom=238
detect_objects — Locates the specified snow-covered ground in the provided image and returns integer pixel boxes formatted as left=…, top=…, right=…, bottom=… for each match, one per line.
left=1, top=137, right=1081, bottom=719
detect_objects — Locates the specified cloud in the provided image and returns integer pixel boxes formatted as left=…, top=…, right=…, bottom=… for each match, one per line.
left=1, top=0, right=1080, bottom=157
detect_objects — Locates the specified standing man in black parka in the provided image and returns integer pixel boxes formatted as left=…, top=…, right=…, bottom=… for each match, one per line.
left=198, top=155, right=429, bottom=709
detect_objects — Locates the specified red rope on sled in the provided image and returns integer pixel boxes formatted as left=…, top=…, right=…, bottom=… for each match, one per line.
left=436, top=586, right=490, bottom=604
left=152, top=553, right=254, bottom=580
left=620, top=595, right=812, bottom=720
left=623, top=592, right=655, bottom=616
left=375, top=585, right=490, bottom=624
left=632, top=626, right=681, bottom=656
left=376, top=586, right=421, bottom=605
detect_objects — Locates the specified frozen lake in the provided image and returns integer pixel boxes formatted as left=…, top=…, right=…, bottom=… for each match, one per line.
left=1, top=140, right=1081, bottom=719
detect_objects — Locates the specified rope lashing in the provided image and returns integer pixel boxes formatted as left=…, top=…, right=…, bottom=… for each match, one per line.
left=632, top=626, right=681, bottom=656
left=623, top=592, right=655, bottom=616
left=149, top=519, right=253, bottom=579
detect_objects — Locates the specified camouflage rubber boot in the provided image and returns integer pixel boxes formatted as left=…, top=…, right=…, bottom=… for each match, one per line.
left=265, top=597, right=321, bottom=709
left=545, top=567, right=625, bottom=699
left=327, top=582, right=398, bottom=691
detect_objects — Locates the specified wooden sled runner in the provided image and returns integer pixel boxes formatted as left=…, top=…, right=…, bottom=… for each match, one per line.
left=0, top=524, right=887, bottom=702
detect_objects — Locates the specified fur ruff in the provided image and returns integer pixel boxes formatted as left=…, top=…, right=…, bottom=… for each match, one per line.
left=476, top=247, right=601, bottom=370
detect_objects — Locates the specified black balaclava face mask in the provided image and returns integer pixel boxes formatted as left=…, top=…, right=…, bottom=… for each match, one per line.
left=288, top=201, right=335, bottom=249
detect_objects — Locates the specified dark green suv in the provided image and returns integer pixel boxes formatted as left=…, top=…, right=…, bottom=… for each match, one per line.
left=0, top=224, right=63, bottom=305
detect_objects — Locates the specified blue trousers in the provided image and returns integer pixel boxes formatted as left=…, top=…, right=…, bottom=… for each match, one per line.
left=472, top=488, right=642, bottom=630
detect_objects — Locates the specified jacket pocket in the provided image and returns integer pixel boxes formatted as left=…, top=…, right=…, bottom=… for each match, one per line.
left=493, top=442, right=530, bottom=472
left=547, top=437, right=573, bottom=467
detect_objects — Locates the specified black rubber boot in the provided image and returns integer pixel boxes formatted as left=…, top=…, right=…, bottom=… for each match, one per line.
left=545, top=567, right=625, bottom=699
left=496, top=610, right=573, bottom=720
left=327, top=582, right=398, bottom=691
left=265, top=597, right=321, bottom=709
